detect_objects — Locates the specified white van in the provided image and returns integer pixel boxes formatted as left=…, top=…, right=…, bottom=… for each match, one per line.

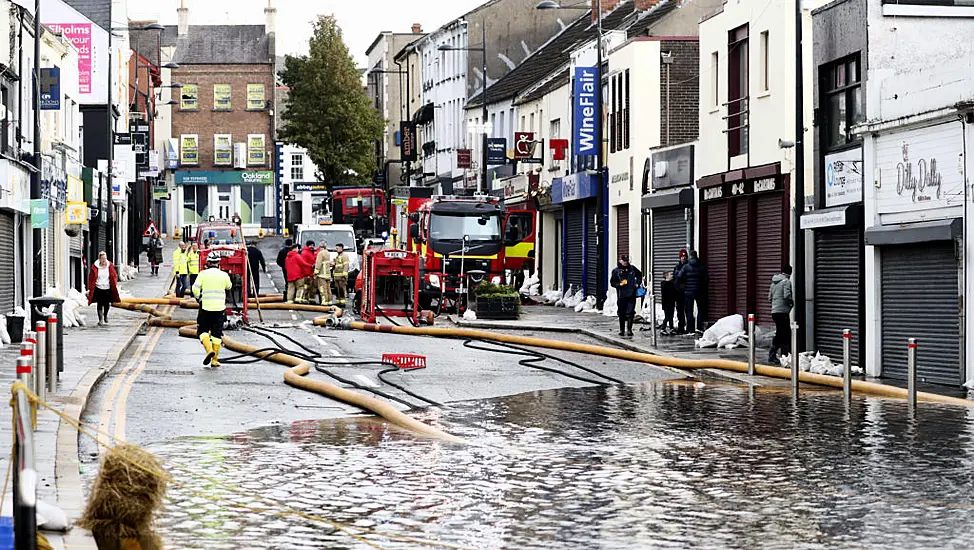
left=295, top=224, right=360, bottom=274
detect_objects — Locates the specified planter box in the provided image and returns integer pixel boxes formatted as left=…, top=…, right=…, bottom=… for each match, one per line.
left=473, top=296, right=519, bottom=320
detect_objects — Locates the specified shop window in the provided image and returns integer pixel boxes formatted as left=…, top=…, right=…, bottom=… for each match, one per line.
left=291, top=154, right=304, bottom=181
left=821, top=55, right=863, bottom=150
left=182, top=185, right=208, bottom=223
left=727, top=25, right=749, bottom=158
left=240, top=184, right=266, bottom=224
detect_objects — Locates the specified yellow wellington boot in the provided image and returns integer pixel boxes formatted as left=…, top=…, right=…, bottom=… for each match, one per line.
left=200, top=333, right=215, bottom=365
left=210, top=340, right=222, bottom=368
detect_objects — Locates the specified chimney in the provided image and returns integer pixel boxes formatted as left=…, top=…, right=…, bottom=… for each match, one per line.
left=411, top=23, right=422, bottom=34
left=634, top=0, right=660, bottom=9
left=591, top=0, right=621, bottom=23
left=177, top=0, right=189, bottom=36
left=265, top=0, right=277, bottom=35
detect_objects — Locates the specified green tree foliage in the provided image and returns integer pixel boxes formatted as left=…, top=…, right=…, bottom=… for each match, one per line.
left=280, top=16, right=383, bottom=186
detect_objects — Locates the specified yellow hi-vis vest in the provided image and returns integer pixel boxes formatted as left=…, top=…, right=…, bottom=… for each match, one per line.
left=173, top=249, right=188, bottom=275
left=192, top=267, right=232, bottom=311
left=187, top=250, right=200, bottom=274
left=333, top=252, right=349, bottom=278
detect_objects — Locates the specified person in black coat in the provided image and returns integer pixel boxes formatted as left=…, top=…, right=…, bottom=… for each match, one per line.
left=610, top=254, right=643, bottom=338
left=247, top=241, right=267, bottom=297
left=678, top=250, right=707, bottom=333
left=672, top=248, right=689, bottom=332
left=661, top=271, right=678, bottom=334
left=276, top=238, right=293, bottom=284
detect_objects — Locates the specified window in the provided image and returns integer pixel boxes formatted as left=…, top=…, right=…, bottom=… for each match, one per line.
left=240, top=184, right=266, bottom=224
left=291, top=154, right=304, bottom=180
left=610, top=74, right=617, bottom=154
left=214, top=84, right=231, bottom=110
left=759, top=31, right=769, bottom=92
left=248, top=134, right=266, bottom=166
left=180, top=84, right=198, bottom=110
left=727, top=25, right=749, bottom=158
left=505, top=212, right=534, bottom=244
left=180, top=134, right=198, bottom=165
left=822, top=55, right=863, bottom=150
left=214, top=134, right=232, bottom=165
left=710, top=52, right=719, bottom=108
left=247, top=84, right=265, bottom=110
left=624, top=69, right=630, bottom=150
left=182, top=185, right=208, bottom=223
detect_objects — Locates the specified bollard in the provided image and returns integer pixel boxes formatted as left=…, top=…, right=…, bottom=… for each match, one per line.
left=843, top=329, right=853, bottom=402
left=12, top=378, right=37, bottom=550
left=791, top=322, right=800, bottom=394
left=649, top=293, right=658, bottom=348
left=907, top=338, right=918, bottom=410
left=34, top=322, right=46, bottom=403
left=46, top=313, right=58, bottom=393
left=747, top=314, right=756, bottom=376
left=18, top=343, right=33, bottom=393
left=24, top=331, right=36, bottom=392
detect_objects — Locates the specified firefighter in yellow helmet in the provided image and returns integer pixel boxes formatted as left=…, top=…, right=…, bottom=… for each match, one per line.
left=192, top=251, right=232, bottom=367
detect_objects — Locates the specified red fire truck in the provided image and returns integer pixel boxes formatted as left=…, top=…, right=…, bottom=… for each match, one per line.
left=194, top=222, right=252, bottom=321
left=330, top=187, right=389, bottom=243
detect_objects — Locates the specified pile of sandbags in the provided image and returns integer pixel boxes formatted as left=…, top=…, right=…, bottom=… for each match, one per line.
left=575, top=295, right=598, bottom=313
left=540, top=288, right=563, bottom=305
left=118, top=264, right=139, bottom=281
left=601, top=291, right=618, bottom=317
left=39, top=288, right=88, bottom=328
left=557, top=287, right=584, bottom=309
left=781, top=351, right=863, bottom=376
left=695, top=314, right=745, bottom=349
left=518, top=270, right=540, bottom=296
left=462, top=309, right=478, bottom=321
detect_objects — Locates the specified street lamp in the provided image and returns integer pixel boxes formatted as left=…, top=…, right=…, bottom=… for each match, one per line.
left=438, top=16, right=488, bottom=195
left=537, top=0, right=608, bottom=309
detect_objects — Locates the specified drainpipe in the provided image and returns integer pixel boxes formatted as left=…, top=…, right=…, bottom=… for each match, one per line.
left=31, top=0, right=42, bottom=297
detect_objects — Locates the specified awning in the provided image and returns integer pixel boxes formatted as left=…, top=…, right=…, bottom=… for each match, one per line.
left=864, top=218, right=962, bottom=246
left=641, top=187, right=693, bottom=211
left=800, top=204, right=862, bottom=230
left=413, top=103, right=434, bottom=125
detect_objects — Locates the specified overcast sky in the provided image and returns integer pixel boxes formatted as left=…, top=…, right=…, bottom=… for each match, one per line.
left=127, top=0, right=486, bottom=65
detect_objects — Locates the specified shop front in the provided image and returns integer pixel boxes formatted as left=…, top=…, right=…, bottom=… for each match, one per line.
left=551, top=171, right=600, bottom=297
left=697, top=162, right=788, bottom=327
left=642, top=144, right=695, bottom=301
left=865, top=120, right=965, bottom=386
left=175, top=170, right=275, bottom=237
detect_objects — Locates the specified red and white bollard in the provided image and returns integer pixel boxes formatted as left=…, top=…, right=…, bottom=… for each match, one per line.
left=46, top=313, right=58, bottom=393
left=747, top=314, right=755, bottom=376
left=34, top=322, right=46, bottom=402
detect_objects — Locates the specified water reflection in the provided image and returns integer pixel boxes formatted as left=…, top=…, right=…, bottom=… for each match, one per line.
left=152, top=382, right=974, bottom=549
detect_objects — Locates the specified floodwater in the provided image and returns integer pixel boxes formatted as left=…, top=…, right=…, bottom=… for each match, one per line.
left=150, top=382, right=974, bottom=549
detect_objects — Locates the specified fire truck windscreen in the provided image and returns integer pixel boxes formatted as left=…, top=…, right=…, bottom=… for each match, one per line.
left=430, top=213, right=501, bottom=241
left=301, top=228, right=357, bottom=251
left=204, top=229, right=243, bottom=245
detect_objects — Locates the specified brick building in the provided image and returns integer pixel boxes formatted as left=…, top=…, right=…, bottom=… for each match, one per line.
left=165, top=0, right=277, bottom=235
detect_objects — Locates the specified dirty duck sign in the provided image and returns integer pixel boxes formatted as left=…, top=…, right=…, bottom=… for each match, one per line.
left=875, top=123, right=963, bottom=220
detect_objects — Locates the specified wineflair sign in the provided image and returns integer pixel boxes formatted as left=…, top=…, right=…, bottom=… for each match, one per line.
left=175, top=171, right=274, bottom=185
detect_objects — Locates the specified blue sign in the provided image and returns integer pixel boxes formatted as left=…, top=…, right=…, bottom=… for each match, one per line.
left=487, top=138, right=507, bottom=165
left=552, top=171, right=600, bottom=204
left=573, top=66, right=598, bottom=155
left=39, top=67, right=60, bottom=110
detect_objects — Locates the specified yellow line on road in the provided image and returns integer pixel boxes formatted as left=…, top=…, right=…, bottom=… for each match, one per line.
left=113, top=325, right=165, bottom=442
left=97, top=331, right=152, bottom=444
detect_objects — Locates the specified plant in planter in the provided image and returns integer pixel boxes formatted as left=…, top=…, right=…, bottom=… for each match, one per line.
left=472, top=282, right=520, bottom=319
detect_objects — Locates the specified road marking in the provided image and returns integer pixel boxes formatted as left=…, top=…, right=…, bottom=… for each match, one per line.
left=355, top=375, right=379, bottom=388
left=113, top=325, right=165, bottom=442
left=329, top=349, right=341, bottom=357
left=291, top=313, right=298, bottom=321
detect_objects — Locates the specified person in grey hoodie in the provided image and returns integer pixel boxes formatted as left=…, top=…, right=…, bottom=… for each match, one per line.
left=768, top=265, right=795, bottom=364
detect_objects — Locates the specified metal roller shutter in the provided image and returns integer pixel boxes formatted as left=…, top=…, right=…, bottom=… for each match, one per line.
left=44, top=228, right=55, bottom=291
left=881, top=242, right=961, bottom=386
left=733, top=199, right=750, bottom=317
left=616, top=205, right=629, bottom=260
left=0, top=212, right=15, bottom=314
left=565, top=205, right=584, bottom=290
left=585, top=200, right=598, bottom=297
left=814, top=227, right=861, bottom=367
left=754, top=193, right=785, bottom=325
left=703, top=201, right=730, bottom=321
left=651, top=207, right=686, bottom=301
left=70, top=234, right=83, bottom=257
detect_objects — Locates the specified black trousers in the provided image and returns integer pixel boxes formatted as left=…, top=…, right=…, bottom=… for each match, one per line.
left=676, top=293, right=686, bottom=330
left=618, top=297, right=635, bottom=333
left=772, top=312, right=791, bottom=355
left=197, top=309, right=226, bottom=339
left=662, top=300, right=675, bottom=329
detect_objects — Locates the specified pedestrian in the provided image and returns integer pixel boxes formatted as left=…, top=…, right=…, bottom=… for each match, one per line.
left=678, top=250, right=707, bottom=334
left=246, top=240, right=266, bottom=298
left=285, top=242, right=313, bottom=303
left=768, top=265, right=795, bottom=365
left=301, top=240, right=318, bottom=304
left=661, top=270, right=678, bottom=335
left=314, top=241, right=334, bottom=305
left=672, top=249, right=689, bottom=333
left=187, top=242, right=201, bottom=287
left=232, top=212, right=242, bottom=227
left=277, top=238, right=293, bottom=283
left=192, top=252, right=233, bottom=367
left=148, top=234, right=164, bottom=276
left=610, top=254, right=643, bottom=338
left=87, top=251, right=121, bottom=326
left=172, top=241, right=189, bottom=297
left=332, top=243, right=350, bottom=306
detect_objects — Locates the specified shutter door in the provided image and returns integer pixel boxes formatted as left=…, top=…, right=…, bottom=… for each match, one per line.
left=0, top=212, right=15, bottom=313
left=70, top=234, right=83, bottom=257
left=703, top=201, right=730, bottom=321
left=44, top=228, right=55, bottom=292
left=651, top=207, right=686, bottom=301
left=754, top=193, right=785, bottom=325
left=814, top=227, right=861, bottom=367
left=97, top=222, right=107, bottom=258
left=565, top=205, right=584, bottom=290
left=616, top=205, right=629, bottom=259
left=733, top=199, right=750, bottom=317
left=585, top=200, right=598, bottom=296
left=881, top=242, right=961, bottom=386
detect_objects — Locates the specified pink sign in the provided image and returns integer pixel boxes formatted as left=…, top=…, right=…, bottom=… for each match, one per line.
left=48, top=23, right=92, bottom=94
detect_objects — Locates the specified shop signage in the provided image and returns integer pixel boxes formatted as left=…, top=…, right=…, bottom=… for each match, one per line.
left=503, top=174, right=529, bottom=201
left=487, top=138, right=507, bottom=165
left=651, top=144, right=694, bottom=191
left=65, top=201, right=86, bottom=224
left=152, top=185, right=169, bottom=199
left=165, top=138, right=179, bottom=169
left=140, top=150, right=160, bottom=178
left=825, top=147, right=863, bottom=207
left=45, top=23, right=95, bottom=97
left=456, top=149, right=471, bottom=169
left=552, top=171, right=598, bottom=204
left=875, top=122, right=963, bottom=218
left=248, top=134, right=266, bottom=165
left=514, top=132, right=542, bottom=163
left=175, top=171, right=274, bottom=185
left=700, top=176, right=782, bottom=202
left=293, top=183, right=328, bottom=192
left=573, top=66, right=598, bottom=155
left=30, top=199, right=49, bottom=229
left=180, top=135, right=198, bottom=166
left=550, top=139, right=569, bottom=161
left=400, top=121, right=417, bottom=162
left=39, top=67, right=60, bottom=110
left=800, top=209, right=846, bottom=230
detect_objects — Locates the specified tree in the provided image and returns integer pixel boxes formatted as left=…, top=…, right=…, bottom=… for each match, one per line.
left=280, top=16, right=383, bottom=187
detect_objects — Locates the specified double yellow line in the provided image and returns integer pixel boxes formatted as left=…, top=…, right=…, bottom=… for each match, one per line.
left=97, top=305, right=173, bottom=451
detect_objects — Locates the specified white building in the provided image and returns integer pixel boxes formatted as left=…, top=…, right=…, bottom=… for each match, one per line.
left=277, top=144, right=326, bottom=231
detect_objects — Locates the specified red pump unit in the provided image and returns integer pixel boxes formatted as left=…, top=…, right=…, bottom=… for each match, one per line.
left=359, top=248, right=421, bottom=325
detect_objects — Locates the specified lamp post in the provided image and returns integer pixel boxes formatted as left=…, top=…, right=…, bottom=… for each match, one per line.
left=537, top=0, right=607, bottom=308
left=438, top=16, right=488, bottom=195
left=367, top=67, right=407, bottom=234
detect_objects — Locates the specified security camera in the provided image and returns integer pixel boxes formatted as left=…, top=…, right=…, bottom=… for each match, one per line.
left=778, top=139, right=796, bottom=149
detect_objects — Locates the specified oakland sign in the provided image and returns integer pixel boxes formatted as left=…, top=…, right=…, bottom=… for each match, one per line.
left=573, top=67, right=598, bottom=156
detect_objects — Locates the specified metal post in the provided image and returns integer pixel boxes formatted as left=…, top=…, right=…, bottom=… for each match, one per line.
left=34, top=322, right=46, bottom=403
left=24, top=331, right=36, bottom=395
left=843, top=329, right=852, bottom=402
left=649, top=293, right=657, bottom=348
left=12, top=371, right=37, bottom=550
left=46, top=313, right=57, bottom=393
left=18, top=342, right=33, bottom=392
left=907, top=338, right=918, bottom=409
left=480, top=16, right=488, bottom=195
left=747, top=314, right=756, bottom=376
left=791, top=321, right=799, bottom=393
left=594, top=0, right=606, bottom=310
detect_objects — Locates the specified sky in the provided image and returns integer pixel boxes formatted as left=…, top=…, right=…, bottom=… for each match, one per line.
left=127, top=0, right=487, bottom=65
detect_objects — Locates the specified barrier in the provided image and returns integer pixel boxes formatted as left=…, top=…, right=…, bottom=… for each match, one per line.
left=747, top=314, right=755, bottom=376
left=843, top=329, right=852, bottom=402
left=908, top=338, right=918, bottom=410
left=34, top=322, right=46, bottom=403
left=46, top=314, right=58, bottom=392
left=11, top=382, right=37, bottom=550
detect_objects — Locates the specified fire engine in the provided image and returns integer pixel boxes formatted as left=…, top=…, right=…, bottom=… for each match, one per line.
left=194, top=222, right=252, bottom=321
left=330, top=187, right=389, bottom=242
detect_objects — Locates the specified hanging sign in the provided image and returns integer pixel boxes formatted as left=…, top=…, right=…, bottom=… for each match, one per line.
left=65, top=201, right=86, bottom=224
left=30, top=199, right=49, bottom=229
left=572, top=66, right=598, bottom=155
left=39, top=67, right=60, bottom=110
left=487, top=138, right=507, bottom=165
left=825, top=147, right=863, bottom=207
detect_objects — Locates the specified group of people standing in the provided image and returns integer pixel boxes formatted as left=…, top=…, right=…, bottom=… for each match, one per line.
left=661, top=249, right=708, bottom=335
left=277, top=239, right=349, bottom=306
left=171, top=241, right=202, bottom=297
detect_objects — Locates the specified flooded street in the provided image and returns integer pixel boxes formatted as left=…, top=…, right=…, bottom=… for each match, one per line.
left=146, top=381, right=974, bottom=549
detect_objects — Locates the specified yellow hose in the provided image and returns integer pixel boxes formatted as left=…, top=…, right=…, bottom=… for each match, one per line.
left=111, top=302, right=172, bottom=319
left=343, top=321, right=974, bottom=408
left=122, top=296, right=337, bottom=314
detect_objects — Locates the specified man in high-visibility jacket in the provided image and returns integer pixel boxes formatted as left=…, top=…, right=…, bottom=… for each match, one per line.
left=187, top=242, right=201, bottom=286
left=192, top=252, right=233, bottom=367
left=332, top=243, right=350, bottom=306
left=173, top=242, right=189, bottom=297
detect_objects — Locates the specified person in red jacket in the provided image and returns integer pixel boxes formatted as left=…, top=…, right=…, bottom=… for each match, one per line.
left=87, top=251, right=121, bottom=326
left=285, top=243, right=313, bottom=303
left=300, top=240, right=318, bottom=303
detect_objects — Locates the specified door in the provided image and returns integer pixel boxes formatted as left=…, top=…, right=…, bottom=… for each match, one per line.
left=565, top=205, right=584, bottom=291
left=814, top=227, right=862, bottom=367
left=881, top=242, right=961, bottom=386
left=732, top=198, right=750, bottom=317
left=0, top=212, right=15, bottom=314
left=616, top=205, right=630, bottom=260
left=553, top=216, right=562, bottom=289
left=702, top=201, right=730, bottom=322
left=754, top=192, right=786, bottom=325
left=215, top=185, right=233, bottom=219
left=584, top=200, right=598, bottom=297
left=651, top=207, right=687, bottom=301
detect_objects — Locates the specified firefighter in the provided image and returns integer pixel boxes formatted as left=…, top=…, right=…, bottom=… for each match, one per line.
left=314, top=241, right=333, bottom=305
left=333, top=242, right=350, bottom=306
left=192, top=251, right=233, bottom=367
left=187, top=242, right=201, bottom=287
left=172, top=241, right=189, bottom=297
